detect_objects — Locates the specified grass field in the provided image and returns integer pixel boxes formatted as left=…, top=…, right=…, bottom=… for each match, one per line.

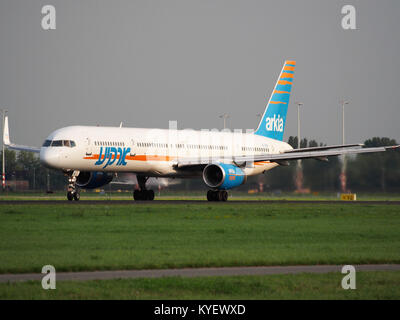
left=0, top=202, right=399, bottom=274
left=1, top=271, right=400, bottom=299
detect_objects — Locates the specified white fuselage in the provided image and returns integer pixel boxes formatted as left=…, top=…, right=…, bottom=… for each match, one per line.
left=40, top=125, right=293, bottom=177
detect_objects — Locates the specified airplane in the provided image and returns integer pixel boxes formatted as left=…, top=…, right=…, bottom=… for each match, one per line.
left=3, top=60, right=399, bottom=201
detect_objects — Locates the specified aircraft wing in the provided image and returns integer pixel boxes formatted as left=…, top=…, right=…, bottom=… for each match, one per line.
left=3, top=116, right=40, bottom=153
left=283, top=143, right=363, bottom=153
left=176, top=144, right=400, bottom=167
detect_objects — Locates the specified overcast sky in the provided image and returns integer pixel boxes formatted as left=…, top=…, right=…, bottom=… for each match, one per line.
left=0, top=0, right=399, bottom=147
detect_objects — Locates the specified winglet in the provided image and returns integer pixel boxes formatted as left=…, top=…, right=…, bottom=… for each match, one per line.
left=3, top=116, right=10, bottom=146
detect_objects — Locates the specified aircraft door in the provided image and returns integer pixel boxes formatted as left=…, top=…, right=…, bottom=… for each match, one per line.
left=130, top=139, right=136, bottom=156
left=85, top=137, right=92, bottom=156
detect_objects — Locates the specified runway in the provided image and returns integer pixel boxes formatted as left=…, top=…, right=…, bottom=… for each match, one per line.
left=1, top=264, right=399, bottom=283
left=1, top=200, right=400, bottom=205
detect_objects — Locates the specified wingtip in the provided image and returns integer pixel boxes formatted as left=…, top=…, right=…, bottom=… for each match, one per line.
left=385, top=145, right=400, bottom=151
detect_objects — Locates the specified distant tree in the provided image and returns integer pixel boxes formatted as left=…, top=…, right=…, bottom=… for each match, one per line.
left=263, top=162, right=296, bottom=191
left=347, top=137, right=400, bottom=192
left=0, top=149, right=68, bottom=191
left=288, top=136, right=297, bottom=149
left=0, top=149, right=17, bottom=175
left=300, top=138, right=308, bottom=149
left=308, top=140, right=318, bottom=148
left=364, top=137, right=396, bottom=148
left=263, top=136, right=340, bottom=192
left=287, top=136, right=309, bottom=149
left=17, top=151, right=38, bottom=171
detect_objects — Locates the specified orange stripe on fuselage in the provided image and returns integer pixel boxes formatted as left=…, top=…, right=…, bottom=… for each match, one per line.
left=83, top=155, right=99, bottom=160
left=83, top=155, right=272, bottom=166
left=84, top=154, right=120, bottom=160
left=83, top=154, right=175, bottom=162
left=125, top=155, right=174, bottom=161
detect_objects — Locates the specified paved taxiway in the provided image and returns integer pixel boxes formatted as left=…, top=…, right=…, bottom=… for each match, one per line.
left=1, top=264, right=400, bottom=283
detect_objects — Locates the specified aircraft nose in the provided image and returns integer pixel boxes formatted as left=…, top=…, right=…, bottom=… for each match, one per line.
left=40, top=149, right=61, bottom=168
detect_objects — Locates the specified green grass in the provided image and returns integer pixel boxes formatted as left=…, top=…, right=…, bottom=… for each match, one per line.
left=0, top=203, right=399, bottom=273
left=1, top=271, right=400, bottom=299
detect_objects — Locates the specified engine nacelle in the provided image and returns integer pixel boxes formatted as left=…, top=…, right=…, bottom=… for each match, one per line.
left=202, top=163, right=246, bottom=190
left=76, top=171, right=113, bottom=189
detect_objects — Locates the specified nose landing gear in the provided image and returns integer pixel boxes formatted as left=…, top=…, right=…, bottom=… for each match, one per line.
left=66, top=171, right=80, bottom=201
left=207, top=190, right=228, bottom=202
left=133, top=176, right=155, bottom=201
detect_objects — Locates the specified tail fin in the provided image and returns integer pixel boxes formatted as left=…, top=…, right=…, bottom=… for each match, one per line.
left=3, top=116, right=10, bottom=146
left=2, top=116, right=40, bottom=153
left=254, top=60, right=296, bottom=140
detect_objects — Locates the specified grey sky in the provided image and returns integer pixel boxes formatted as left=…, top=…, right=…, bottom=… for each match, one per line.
left=0, top=0, right=399, bottom=147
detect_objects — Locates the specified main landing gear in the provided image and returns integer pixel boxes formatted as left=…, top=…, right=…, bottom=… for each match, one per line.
left=133, top=176, right=155, bottom=201
left=66, top=171, right=80, bottom=201
left=207, top=190, right=228, bottom=202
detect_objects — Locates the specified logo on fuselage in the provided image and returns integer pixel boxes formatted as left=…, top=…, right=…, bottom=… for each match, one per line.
left=95, top=147, right=131, bottom=169
left=265, top=114, right=283, bottom=132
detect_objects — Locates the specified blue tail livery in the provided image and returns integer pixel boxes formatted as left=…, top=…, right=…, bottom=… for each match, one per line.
left=254, top=60, right=296, bottom=141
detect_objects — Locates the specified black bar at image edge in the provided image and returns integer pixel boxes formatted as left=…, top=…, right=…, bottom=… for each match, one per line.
left=0, top=300, right=398, bottom=318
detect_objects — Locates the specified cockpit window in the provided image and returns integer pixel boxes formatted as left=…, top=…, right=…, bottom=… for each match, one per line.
left=42, top=140, right=52, bottom=147
left=42, top=140, right=76, bottom=148
left=51, top=140, right=63, bottom=147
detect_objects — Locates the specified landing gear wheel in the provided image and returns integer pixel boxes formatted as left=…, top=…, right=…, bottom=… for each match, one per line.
left=207, top=190, right=228, bottom=202
left=133, top=189, right=155, bottom=201
left=66, top=171, right=80, bottom=201
left=147, top=190, right=155, bottom=201
left=73, top=191, right=80, bottom=201
left=219, top=190, right=228, bottom=202
left=67, top=191, right=74, bottom=201
left=133, top=176, right=155, bottom=201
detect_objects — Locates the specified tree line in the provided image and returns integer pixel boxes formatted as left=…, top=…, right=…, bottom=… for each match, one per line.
left=259, top=136, right=400, bottom=193
left=0, top=149, right=65, bottom=191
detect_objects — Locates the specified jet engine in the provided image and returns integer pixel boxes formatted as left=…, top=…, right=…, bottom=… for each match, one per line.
left=202, top=163, right=246, bottom=190
left=76, top=171, right=113, bottom=189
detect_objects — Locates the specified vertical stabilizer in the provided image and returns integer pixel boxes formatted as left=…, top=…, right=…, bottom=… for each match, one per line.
left=3, top=116, right=10, bottom=146
left=254, top=60, right=296, bottom=140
